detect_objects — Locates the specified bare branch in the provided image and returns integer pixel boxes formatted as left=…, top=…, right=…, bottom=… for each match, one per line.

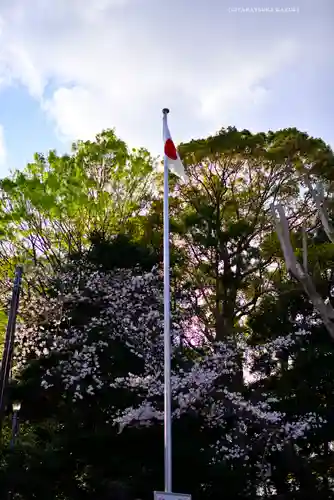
left=304, top=175, right=334, bottom=243
left=302, top=226, right=308, bottom=274
left=271, top=202, right=334, bottom=340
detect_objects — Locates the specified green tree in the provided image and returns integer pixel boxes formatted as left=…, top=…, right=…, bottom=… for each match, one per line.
left=0, top=129, right=156, bottom=274
left=0, top=129, right=157, bottom=350
left=140, top=127, right=334, bottom=392
left=1, top=125, right=334, bottom=499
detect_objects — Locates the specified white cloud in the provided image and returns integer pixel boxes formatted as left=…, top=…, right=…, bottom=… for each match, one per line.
left=42, top=86, right=114, bottom=142
left=0, top=125, right=6, bottom=165
left=197, top=39, right=298, bottom=125
left=0, top=0, right=332, bottom=153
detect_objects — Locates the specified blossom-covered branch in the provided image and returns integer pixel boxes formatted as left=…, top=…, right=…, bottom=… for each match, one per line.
left=10, top=263, right=327, bottom=472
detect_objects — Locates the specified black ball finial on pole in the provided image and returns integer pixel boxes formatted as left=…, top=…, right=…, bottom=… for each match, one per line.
left=162, top=108, right=170, bottom=115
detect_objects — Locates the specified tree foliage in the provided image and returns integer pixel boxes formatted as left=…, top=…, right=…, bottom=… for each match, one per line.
left=0, top=129, right=156, bottom=273
left=1, top=126, right=334, bottom=499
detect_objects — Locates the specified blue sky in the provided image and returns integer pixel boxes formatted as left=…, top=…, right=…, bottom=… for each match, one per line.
left=0, top=85, right=68, bottom=175
left=0, top=0, right=333, bottom=177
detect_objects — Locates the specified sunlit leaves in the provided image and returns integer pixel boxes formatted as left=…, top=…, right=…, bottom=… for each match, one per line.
left=0, top=129, right=157, bottom=274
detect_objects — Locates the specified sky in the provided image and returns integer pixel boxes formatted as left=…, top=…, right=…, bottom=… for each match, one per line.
left=0, top=0, right=333, bottom=177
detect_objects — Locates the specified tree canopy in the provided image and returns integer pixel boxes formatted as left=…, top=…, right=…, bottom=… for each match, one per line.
left=1, top=125, right=334, bottom=499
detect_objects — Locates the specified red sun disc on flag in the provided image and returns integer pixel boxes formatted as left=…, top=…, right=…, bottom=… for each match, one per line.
left=164, top=138, right=178, bottom=160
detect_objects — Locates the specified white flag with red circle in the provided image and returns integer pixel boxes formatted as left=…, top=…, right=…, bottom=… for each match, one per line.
left=163, top=114, right=186, bottom=180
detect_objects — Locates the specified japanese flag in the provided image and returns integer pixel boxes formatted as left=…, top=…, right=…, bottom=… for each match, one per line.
left=163, top=113, right=186, bottom=180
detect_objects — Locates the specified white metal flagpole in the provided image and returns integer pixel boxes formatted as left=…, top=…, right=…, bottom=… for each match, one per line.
left=162, top=107, right=172, bottom=492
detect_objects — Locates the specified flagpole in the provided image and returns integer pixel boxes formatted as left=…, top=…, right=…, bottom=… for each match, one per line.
left=162, top=107, right=172, bottom=492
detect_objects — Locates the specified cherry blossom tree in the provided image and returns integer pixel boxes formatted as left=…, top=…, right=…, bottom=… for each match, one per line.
left=3, top=248, right=326, bottom=498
